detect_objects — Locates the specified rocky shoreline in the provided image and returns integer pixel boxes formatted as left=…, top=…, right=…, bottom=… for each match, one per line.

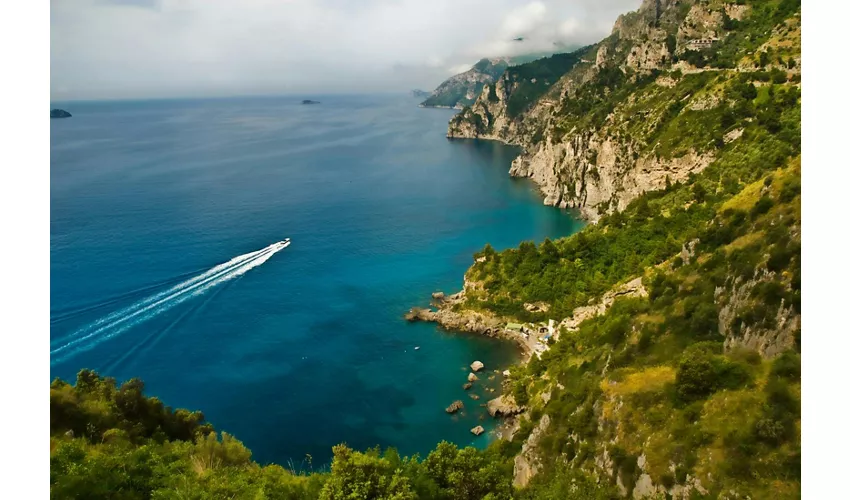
left=406, top=275, right=649, bottom=442
left=405, top=289, right=533, bottom=360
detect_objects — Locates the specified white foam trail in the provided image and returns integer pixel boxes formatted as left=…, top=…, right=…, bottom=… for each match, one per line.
left=51, top=247, right=268, bottom=348
left=51, top=242, right=287, bottom=364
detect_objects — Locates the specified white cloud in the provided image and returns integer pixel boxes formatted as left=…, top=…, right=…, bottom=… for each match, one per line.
left=51, top=0, right=642, bottom=100
left=447, top=63, right=475, bottom=75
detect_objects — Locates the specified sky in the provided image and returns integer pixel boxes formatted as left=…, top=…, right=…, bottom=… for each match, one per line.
left=51, top=0, right=642, bottom=100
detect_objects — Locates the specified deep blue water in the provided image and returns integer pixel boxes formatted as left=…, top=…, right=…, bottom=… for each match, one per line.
left=50, top=94, right=583, bottom=466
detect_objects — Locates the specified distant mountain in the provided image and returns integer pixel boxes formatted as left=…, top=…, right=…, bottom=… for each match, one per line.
left=420, top=58, right=510, bottom=109
left=410, top=89, right=431, bottom=98
left=419, top=51, right=576, bottom=109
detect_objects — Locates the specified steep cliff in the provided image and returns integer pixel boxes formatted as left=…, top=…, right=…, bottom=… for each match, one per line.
left=420, top=58, right=510, bottom=109
left=448, top=0, right=801, bottom=221
left=436, top=1, right=802, bottom=497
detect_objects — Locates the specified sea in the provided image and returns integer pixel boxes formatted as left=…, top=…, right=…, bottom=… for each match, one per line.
left=50, top=94, right=583, bottom=466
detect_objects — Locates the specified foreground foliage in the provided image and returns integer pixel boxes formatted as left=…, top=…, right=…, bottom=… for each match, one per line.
left=51, top=370, right=528, bottom=499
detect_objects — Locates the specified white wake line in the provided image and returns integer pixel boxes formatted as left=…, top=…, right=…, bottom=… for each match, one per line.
left=51, top=246, right=269, bottom=348
left=50, top=243, right=286, bottom=363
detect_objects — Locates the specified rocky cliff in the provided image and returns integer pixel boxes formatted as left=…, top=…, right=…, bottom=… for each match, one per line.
left=439, top=1, right=802, bottom=497
left=421, top=58, right=510, bottom=109
left=447, top=0, right=800, bottom=222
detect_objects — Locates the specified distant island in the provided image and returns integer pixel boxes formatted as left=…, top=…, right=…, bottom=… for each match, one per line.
left=410, top=89, right=430, bottom=98
left=301, top=100, right=320, bottom=105
left=50, top=109, right=72, bottom=118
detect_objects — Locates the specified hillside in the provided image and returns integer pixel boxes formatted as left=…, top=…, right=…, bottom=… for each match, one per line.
left=433, top=0, right=802, bottom=496
left=448, top=0, right=801, bottom=222
left=50, top=1, right=802, bottom=498
left=420, top=53, right=567, bottom=109
left=421, top=58, right=511, bottom=109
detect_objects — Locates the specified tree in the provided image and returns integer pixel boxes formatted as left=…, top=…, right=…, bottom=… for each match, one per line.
left=320, top=444, right=415, bottom=500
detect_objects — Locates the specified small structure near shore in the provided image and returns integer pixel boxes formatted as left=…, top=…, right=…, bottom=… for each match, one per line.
left=471, top=425, right=485, bottom=436
left=470, top=361, right=485, bottom=372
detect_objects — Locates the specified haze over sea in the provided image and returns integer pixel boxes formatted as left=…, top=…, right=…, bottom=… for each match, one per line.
left=50, top=94, right=583, bottom=466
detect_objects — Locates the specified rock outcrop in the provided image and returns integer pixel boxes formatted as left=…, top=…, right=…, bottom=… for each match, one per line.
left=717, top=270, right=800, bottom=358
left=421, top=58, right=509, bottom=109
left=445, top=400, right=464, bottom=414
left=513, top=414, right=550, bottom=487
left=487, top=395, right=524, bottom=418
left=445, top=0, right=726, bottom=222
left=558, top=277, right=648, bottom=334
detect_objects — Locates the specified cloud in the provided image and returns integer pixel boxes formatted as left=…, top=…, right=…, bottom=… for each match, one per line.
left=51, top=0, right=642, bottom=100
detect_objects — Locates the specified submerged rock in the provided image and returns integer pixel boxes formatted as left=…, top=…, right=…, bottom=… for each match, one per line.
left=463, top=382, right=473, bottom=390
left=445, top=400, right=464, bottom=414
left=467, top=372, right=478, bottom=382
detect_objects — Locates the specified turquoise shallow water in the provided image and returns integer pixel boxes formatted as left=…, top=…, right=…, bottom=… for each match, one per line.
left=50, top=94, right=583, bottom=466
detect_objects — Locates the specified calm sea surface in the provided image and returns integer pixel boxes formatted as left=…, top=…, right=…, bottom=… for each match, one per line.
left=50, top=94, right=583, bottom=465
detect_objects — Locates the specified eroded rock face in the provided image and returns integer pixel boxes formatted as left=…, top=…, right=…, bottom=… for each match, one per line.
left=446, top=0, right=726, bottom=223
left=487, top=395, right=524, bottom=418
left=559, top=277, right=648, bottom=334
left=509, top=136, right=713, bottom=221
left=513, top=414, right=550, bottom=487
left=717, top=270, right=800, bottom=358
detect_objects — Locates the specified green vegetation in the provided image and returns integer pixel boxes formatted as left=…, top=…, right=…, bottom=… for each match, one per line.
left=422, top=58, right=509, bottom=108
left=52, top=1, right=802, bottom=498
left=50, top=370, right=531, bottom=499
left=504, top=51, right=585, bottom=118
left=467, top=69, right=799, bottom=323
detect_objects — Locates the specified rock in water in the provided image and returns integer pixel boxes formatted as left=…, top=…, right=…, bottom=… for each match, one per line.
left=469, top=394, right=480, bottom=400
left=467, top=372, right=478, bottom=382
left=445, top=400, right=464, bottom=414
left=301, top=100, right=320, bottom=105
left=50, top=109, right=72, bottom=118
left=471, top=425, right=485, bottom=436
left=463, top=382, right=473, bottom=390
left=431, top=291, right=445, bottom=301
left=470, top=361, right=485, bottom=372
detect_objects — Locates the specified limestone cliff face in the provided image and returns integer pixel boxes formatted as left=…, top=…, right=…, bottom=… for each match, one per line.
left=717, top=270, right=800, bottom=358
left=446, top=0, right=728, bottom=221
left=508, top=134, right=713, bottom=221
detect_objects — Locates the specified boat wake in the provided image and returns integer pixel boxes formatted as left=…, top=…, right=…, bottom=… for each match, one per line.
left=50, top=240, right=289, bottom=365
